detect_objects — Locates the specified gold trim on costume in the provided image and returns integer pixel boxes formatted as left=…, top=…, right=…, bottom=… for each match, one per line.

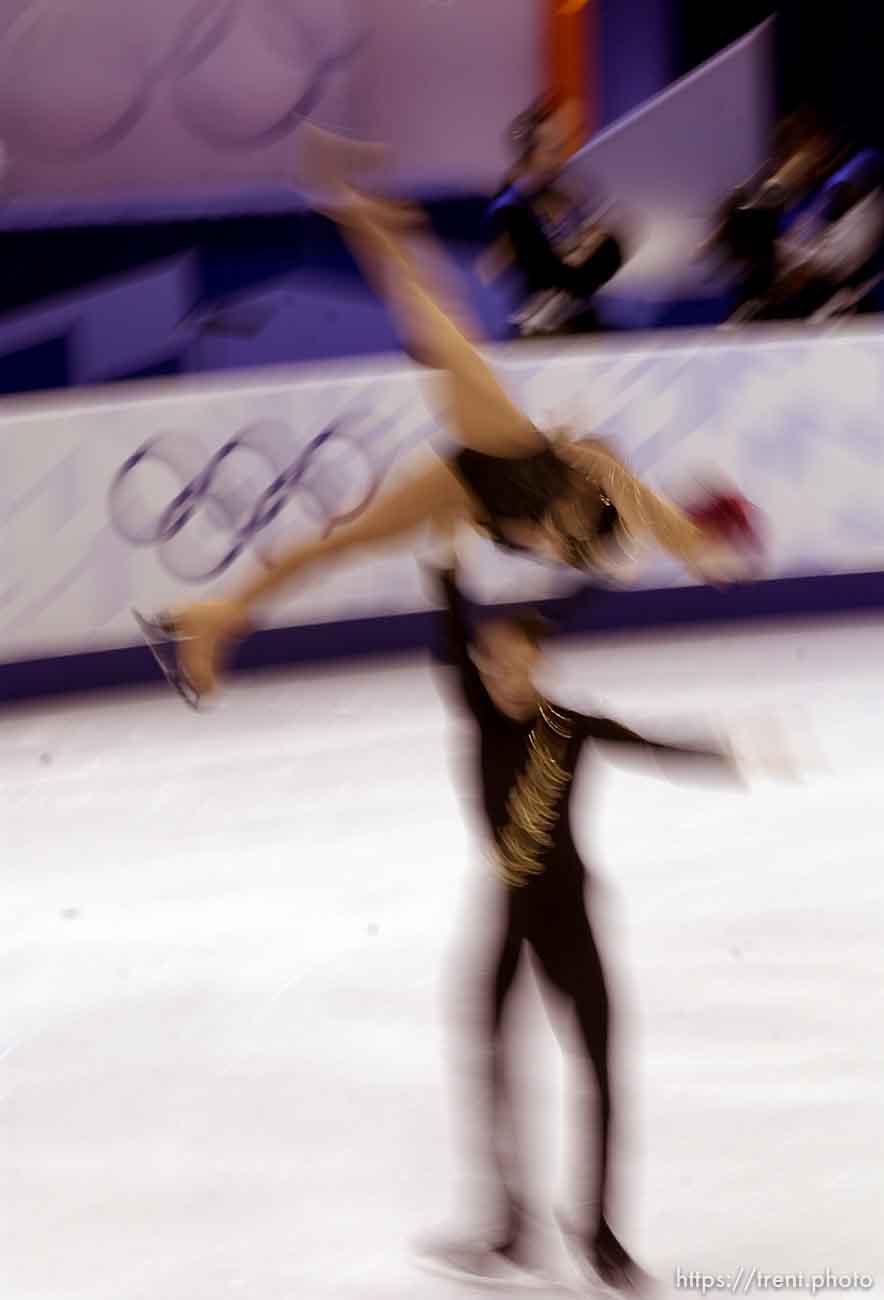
left=495, top=700, right=574, bottom=887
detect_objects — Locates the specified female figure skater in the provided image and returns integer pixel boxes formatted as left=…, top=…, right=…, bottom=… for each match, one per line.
left=137, top=156, right=762, bottom=707
left=416, top=557, right=747, bottom=1292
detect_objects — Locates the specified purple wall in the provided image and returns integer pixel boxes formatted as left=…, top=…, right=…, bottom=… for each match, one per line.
left=0, top=0, right=541, bottom=216
left=599, top=0, right=675, bottom=128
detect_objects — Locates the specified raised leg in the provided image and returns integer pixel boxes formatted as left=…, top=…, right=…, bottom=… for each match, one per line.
left=331, top=191, right=544, bottom=459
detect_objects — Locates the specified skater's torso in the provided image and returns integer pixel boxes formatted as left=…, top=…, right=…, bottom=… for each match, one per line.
left=438, top=571, right=662, bottom=890
left=436, top=570, right=733, bottom=892
left=452, top=445, right=620, bottom=564
left=473, top=697, right=589, bottom=888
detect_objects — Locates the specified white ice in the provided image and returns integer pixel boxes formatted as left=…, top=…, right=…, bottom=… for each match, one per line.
left=2, top=615, right=884, bottom=1300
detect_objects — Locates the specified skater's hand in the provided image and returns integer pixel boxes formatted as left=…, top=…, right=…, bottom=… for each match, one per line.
left=324, top=190, right=430, bottom=258
left=726, top=716, right=802, bottom=784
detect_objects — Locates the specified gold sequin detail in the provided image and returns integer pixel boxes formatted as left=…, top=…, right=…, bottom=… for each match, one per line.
left=495, top=700, right=574, bottom=887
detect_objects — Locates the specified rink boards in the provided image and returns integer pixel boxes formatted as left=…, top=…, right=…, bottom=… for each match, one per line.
left=2, top=326, right=884, bottom=698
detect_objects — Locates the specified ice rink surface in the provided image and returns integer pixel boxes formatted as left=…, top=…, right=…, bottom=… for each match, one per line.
left=3, top=615, right=884, bottom=1300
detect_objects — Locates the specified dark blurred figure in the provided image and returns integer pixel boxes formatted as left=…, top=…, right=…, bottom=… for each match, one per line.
left=706, top=107, right=884, bottom=323
left=413, top=562, right=741, bottom=1292
left=480, top=98, right=629, bottom=337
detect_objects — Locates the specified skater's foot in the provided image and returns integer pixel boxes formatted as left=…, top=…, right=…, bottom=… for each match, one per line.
left=412, top=1230, right=554, bottom=1290
left=321, top=184, right=426, bottom=238
left=292, top=121, right=388, bottom=209
left=164, top=599, right=249, bottom=701
left=558, top=1214, right=651, bottom=1294
left=592, top=1220, right=650, bottom=1292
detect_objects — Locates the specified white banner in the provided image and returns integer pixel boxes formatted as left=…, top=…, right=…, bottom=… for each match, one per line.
left=3, top=326, right=884, bottom=665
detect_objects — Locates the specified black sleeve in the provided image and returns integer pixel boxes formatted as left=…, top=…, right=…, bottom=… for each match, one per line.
left=576, top=714, right=741, bottom=785
left=433, top=568, right=495, bottom=722
left=496, top=201, right=587, bottom=296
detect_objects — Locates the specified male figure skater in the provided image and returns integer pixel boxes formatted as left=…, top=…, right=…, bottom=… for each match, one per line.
left=417, top=559, right=748, bottom=1292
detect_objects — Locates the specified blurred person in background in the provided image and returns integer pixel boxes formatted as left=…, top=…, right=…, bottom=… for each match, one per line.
left=481, top=97, right=630, bottom=337
left=705, top=106, right=884, bottom=323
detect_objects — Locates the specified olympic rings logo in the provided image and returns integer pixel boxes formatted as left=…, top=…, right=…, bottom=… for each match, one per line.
left=0, top=0, right=368, bottom=161
left=108, top=410, right=416, bottom=583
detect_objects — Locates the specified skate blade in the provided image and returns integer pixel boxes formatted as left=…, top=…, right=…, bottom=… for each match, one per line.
left=412, top=1248, right=564, bottom=1292
left=133, top=609, right=202, bottom=711
left=556, top=1216, right=656, bottom=1297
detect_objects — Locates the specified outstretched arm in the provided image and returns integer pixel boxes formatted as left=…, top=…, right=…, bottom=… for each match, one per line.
left=578, top=713, right=741, bottom=784
left=559, top=438, right=710, bottom=575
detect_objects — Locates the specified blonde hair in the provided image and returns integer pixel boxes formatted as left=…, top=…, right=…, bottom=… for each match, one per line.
left=552, top=431, right=709, bottom=575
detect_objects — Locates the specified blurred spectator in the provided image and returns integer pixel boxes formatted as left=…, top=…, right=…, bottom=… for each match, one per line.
left=706, top=107, right=884, bottom=323
left=479, top=98, right=629, bottom=336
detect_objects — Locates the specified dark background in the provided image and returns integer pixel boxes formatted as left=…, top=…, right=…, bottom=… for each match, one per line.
left=674, top=0, right=884, bottom=148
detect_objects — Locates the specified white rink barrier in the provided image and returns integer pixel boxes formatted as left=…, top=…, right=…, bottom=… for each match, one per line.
left=2, top=326, right=884, bottom=682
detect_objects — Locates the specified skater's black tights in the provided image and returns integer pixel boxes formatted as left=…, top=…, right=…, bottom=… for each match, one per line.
left=477, top=869, right=612, bottom=1246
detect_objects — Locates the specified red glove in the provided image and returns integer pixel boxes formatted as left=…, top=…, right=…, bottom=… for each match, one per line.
left=686, top=491, right=765, bottom=556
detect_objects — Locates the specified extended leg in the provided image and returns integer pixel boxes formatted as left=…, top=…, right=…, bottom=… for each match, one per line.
left=332, top=192, right=544, bottom=459
left=169, top=455, right=470, bottom=696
